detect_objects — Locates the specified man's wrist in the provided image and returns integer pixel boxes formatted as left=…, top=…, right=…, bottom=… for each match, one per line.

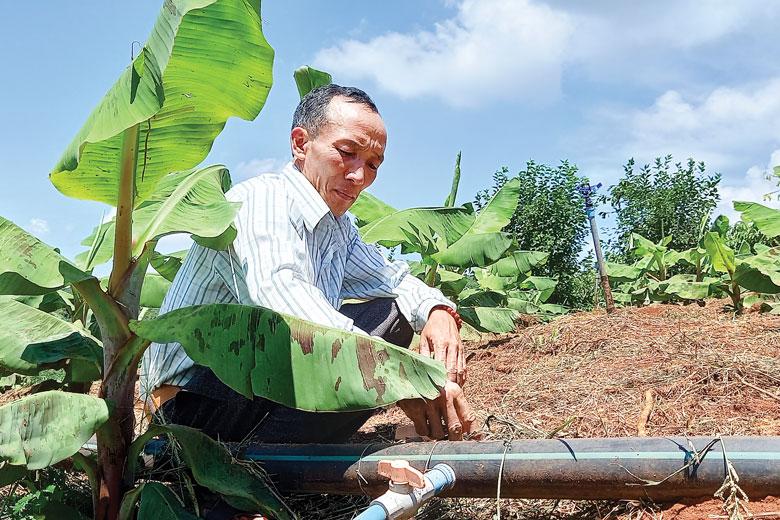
left=429, top=304, right=462, bottom=330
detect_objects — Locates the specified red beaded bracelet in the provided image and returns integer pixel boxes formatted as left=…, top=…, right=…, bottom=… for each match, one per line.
left=430, top=305, right=463, bottom=331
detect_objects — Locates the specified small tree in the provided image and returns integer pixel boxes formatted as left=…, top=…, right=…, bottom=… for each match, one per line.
left=605, top=155, right=720, bottom=257
left=476, top=160, right=589, bottom=307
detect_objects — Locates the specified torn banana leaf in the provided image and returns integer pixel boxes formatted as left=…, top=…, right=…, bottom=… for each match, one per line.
left=130, top=303, right=446, bottom=411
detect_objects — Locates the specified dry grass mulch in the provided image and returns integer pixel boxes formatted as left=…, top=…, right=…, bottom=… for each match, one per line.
left=351, top=299, right=780, bottom=520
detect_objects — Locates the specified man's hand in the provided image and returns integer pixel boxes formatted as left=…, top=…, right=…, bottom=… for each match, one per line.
left=420, top=307, right=466, bottom=386
left=397, top=381, right=476, bottom=440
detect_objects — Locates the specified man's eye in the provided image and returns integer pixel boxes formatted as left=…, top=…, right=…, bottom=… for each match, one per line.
left=338, top=148, right=354, bottom=157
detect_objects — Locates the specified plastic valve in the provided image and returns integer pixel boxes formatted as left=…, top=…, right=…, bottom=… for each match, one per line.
left=377, top=460, right=426, bottom=488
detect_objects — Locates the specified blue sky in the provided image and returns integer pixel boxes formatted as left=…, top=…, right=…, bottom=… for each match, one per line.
left=3, top=0, right=780, bottom=261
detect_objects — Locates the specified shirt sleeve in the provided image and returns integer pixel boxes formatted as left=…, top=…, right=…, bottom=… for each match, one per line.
left=228, top=180, right=364, bottom=333
left=341, top=224, right=456, bottom=332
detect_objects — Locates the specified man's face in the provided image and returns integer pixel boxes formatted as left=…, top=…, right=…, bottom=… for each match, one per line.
left=292, top=96, right=387, bottom=217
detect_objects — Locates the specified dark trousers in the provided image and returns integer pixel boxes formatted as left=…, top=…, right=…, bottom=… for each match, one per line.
left=157, top=298, right=414, bottom=444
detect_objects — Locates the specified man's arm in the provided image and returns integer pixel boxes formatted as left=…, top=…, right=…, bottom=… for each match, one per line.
left=341, top=229, right=465, bottom=382
left=340, top=227, right=456, bottom=328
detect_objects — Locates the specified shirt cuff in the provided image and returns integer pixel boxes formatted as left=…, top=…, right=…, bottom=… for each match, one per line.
left=414, top=297, right=457, bottom=331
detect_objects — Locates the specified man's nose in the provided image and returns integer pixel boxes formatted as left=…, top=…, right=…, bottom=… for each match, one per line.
left=346, top=165, right=366, bottom=185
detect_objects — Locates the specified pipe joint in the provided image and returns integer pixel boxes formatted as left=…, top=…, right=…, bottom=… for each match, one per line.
left=370, top=463, right=455, bottom=520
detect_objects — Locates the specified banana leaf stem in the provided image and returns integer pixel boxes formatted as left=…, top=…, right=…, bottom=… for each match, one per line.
left=108, top=124, right=140, bottom=297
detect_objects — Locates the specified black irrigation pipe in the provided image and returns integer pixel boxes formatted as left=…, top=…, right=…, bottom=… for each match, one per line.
left=144, top=436, right=780, bottom=500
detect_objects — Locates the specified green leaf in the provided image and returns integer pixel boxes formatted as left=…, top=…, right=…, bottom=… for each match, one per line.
left=433, top=178, right=520, bottom=267
left=473, top=267, right=514, bottom=292
left=734, top=201, right=780, bottom=238
left=489, top=250, right=549, bottom=277
left=0, top=216, right=93, bottom=295
left=137, top=482, right=199, bottom=520
left=518, top=276, right=558, bottom=303
left=459, top=290, right=506, bottom=308
left=436, top=270, right=469, bottom=300
left=293, top=65, right=332, bottom=99
left=350, top=191, right=398, bottom=228
left=359, top=207, right=475, bottom=253
left=151, top=250, right=187, bottom=282
left=733, top=256, right=780, bottom=294
left=0, top=464, right=26, bottom=487
left=606, top=261, right=644, bottom=283
left=459, top=307, right=519, bottom=333
left=129, top=304, right=446, bottom=410
left=140, top=273, right=172, bottom=309
left=0, top=392, right=109, bottom=470
left=443, top=151, right=461, bottom=207
left=659, top=274, right=717, bottom=300
left=129, top=425, right=293, bottom=520
left=431, top=232, right=514, bottom=268
left=0, top=300, right=102, bottom=376
left=77, top=166, right=240, bottom=267
left=703, top=232, right=736, bottom=276
left=51, top=0, right=274, bottom=206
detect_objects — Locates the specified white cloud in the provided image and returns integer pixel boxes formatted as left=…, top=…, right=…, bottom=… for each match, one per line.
left=312, top=1, right=780, bottom=107
left=717, top=151, right=780, bottom=221
left=232, top=158, right=287, bottom=182
left=594, top=78, right=780, bottom=172
left=314, top=0, right=573, bottom=107
left=26, top=218, right=49, bottom=235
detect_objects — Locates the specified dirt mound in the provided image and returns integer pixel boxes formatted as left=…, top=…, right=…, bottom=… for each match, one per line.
left=359, top=300, right=780, bottom=519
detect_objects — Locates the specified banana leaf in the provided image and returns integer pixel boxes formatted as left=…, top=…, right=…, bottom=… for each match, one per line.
left=123, top=482, right=198, bottom=520
left=518, top=276, right=558, bottom=303
left=50, top=0, right=274, bottom=206
left=432, top=178, right=520, bottom=267
left=605, top=262, right=644, bottom=283
left=0, top=300, right=102, bottom=376
left=130, top=303, right=446, bottom=411
left=659, top=274, right=718, bottom=300
left=459, top=306, right=519, bottom=333
left=128, top=425, right=292, bottom=519
left=473, top=267, right=514, bottom=292
left=0, top=216, right=93, bottom=296
left=140, top=274, right=172, bottom=309
left=77, top=165, right=239, bottom=268
left=733, top=256, right=780, bottom=294
left=704, top=232, right=736, bottom=276
left=459, top=290, right=506, bottom=308
left=358, top=207, right=475, bottom=252
left=350, top=191, right=398, bottom=227
left=436, top=270, right=469, bottom=300
left=489, top=250, right=549, bottom=277
left=734, top=201, right=780, bottom=238
left=151, top=250, right=187, bottom=282
left=431, top=232, right=514, bottom=268
left=0, top=392, right=109, bottom=472
left=294, top=65, right=332, bottom=99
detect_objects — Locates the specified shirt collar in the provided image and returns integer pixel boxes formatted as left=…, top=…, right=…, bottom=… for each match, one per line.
left=283, top=162, right=332, bottom=232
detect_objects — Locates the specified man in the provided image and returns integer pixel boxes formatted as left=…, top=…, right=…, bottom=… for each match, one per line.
left=141, top=84, right=475, bottom=444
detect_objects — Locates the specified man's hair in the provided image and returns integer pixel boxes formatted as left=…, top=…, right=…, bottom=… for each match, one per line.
left=292, top=84, right=379, bottom=137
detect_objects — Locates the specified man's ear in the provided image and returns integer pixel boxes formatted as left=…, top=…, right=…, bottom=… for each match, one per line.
left=291, top=127, right=310, bottom=163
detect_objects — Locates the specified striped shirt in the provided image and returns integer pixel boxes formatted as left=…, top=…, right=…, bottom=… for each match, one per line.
left=140, top=162, right=454, bottom=398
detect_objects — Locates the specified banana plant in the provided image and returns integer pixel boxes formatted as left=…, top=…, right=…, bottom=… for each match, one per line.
left=1, top=1, right=274, bottom=517
left=703, top=231, right=780, bottom=312
left=348, top=153, right=548, bottom=333
left=1, top=22, right=458, bottom=520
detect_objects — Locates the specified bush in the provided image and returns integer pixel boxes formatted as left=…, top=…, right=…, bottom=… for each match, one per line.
left=604, top=155, right=720, bottom=258
left=475, top=160, right=589, bottom=308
